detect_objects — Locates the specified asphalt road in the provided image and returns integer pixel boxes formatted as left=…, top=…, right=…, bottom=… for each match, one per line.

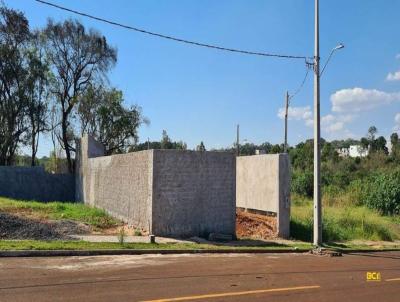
left=0, top=251, right=399, bottom=302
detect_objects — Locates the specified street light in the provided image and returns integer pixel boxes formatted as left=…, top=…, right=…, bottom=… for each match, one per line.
left=313, top=2, right=345, bottom=246
left=320, top=43, right=345, bottom=76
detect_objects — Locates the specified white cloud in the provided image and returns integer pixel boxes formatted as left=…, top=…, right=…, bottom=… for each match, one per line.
left=394, top=113, right=400, bottom=132
left=331, top=87, right=400, bottom=112
left=305, top=118, right=313, bottom=127
left=387, top=71, right=400, bottom=81
left=395, top=113, right=400, bottom=124
left=321, top=114, right=356, bottom=133
left=277, top=106, right=312, bottom=121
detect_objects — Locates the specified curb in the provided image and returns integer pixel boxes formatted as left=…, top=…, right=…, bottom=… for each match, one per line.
left=339, top=249, right=400, bottom=253
left=0, top=248, right=398, bottom=258
left=0, top=248, right=310, bottom=257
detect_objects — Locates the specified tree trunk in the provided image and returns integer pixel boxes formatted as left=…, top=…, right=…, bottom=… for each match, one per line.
left=31, top=123, right=36, bottom=166
left=61, top=114, right=73, bottom=173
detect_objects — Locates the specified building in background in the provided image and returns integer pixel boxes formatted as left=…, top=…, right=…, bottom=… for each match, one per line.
left=337, top=145, right=369, bottom=158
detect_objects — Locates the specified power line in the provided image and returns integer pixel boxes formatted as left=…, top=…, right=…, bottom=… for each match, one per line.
left=35, top=0, right=310, bottom=60
left=288, top=62, right=313, bottom=102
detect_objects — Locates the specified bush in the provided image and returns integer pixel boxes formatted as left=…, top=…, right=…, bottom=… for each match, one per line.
left=362, top=170, right=400, bottom=215
left=291, top=170, right=313, bottom=197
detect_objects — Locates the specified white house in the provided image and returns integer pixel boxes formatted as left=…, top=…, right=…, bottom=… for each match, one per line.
left=337, top=145, right=368, bottom=158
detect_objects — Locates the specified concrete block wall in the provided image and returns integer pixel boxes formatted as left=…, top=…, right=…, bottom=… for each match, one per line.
left=76, top=135, right=153, bottom=231
left=152, top=150, right=236, bottom=237
left=236, top=154, right=291, bottom=238
left=0, top=166, right=75, bottom=202
left=76, top=135, right=236, bottom=238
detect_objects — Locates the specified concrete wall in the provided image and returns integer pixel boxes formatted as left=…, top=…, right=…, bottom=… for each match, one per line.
left=76, top=135, right=236, bottom=238
left=152, top=150, right=236, bottom=237
left=0, top=166, right=75, bottom=202
left=76, top=135, right=153, bottom=230
left=236, top=154, right=291, bottom=238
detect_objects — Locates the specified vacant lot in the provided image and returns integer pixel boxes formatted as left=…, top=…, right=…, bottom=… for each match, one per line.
left=291, top=197, right=400, bottom=242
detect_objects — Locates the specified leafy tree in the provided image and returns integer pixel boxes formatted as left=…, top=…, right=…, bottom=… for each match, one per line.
left=360, top=137, right=369, bottom=150
left=367, top=126, right=377, bottom=142
left=79, top=85, right=148, bottom=155
left=321, top=142, right=339, bottom=163
left=196, top=141, right=206, bottom=151
left=160, top=130, right=172, bottom=149
left=44, top=19, right=117, bottom=172
left=391, top=132, right=399, bottom=158
left=375, top=136, right=388, bottom=154
left=25, top=31, right=50, bottom=165
left=0, top=6, right=30, bottom=165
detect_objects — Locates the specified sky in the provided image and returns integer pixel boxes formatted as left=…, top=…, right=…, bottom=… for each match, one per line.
left=5, top=0, right=400, bottom=157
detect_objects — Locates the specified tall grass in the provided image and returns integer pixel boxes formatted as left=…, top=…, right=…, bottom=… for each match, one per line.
left=0, top=197, right=120, bottom=229
left=291, top=196, right=400, bottom=242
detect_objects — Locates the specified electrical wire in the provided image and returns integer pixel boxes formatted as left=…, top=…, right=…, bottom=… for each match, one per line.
left=288, top=63, right=312, bottom=102
left=35, top=0, right=310, bottom=60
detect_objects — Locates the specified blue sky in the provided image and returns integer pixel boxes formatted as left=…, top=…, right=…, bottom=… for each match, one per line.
left=6, top=0, right=400, bottom=156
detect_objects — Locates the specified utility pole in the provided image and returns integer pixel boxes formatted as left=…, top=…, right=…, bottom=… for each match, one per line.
left=284, top=91, right=289, bottom=153
left=236, top=124, right=240, bottom=156
left=313, top=0, right=322, bottom=246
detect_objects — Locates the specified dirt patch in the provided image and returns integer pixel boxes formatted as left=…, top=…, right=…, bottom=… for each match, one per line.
left=0, top=212, right=91, bottom=240
left=236, top=210, right=277, bottom=240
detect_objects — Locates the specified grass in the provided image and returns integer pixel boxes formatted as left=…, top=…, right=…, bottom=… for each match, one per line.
left=0, top=197, right=121, bottom=229
left=291, top=196, right=400, bottom=242
left=0, top=240, right=313, bottom=251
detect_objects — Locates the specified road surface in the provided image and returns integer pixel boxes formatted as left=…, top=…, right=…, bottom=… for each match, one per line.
left=0, top=251, right=399, bottom=301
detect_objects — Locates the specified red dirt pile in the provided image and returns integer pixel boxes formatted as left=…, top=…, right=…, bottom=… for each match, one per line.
left=236, top=210, right=277, bottom=240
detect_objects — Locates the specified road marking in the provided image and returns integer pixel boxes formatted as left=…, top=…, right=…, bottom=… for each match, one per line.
left=140, top=285, right=320, bottom=302
left=386, top=277, right=400, bottom=282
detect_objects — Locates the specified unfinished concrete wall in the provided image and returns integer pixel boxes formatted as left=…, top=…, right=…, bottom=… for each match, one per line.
left=236, top=154, right=291, bottom=238
left=76, top=135, right=236, bottom=238
left=76, top=135, right=153, bottom=230
left=152, top=150, right=236, bottom=237
left=0, top=166, right=75, bottom=202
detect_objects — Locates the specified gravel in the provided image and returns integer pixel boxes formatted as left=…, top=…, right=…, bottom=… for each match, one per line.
left=0, top=212, right=91, bottom=240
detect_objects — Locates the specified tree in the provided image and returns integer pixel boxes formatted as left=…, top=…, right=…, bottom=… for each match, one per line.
left=79, top=85, right=148, bottom=155
left=360, top=137, right=369, bottom=150
left=160, top=130, right=172, bottom=149
left=367, top=126, right=378, bottom=152
left=196, top=141, right=206, bottom=151
left=44, top=19, right=117, bottom=172
left=0, top=6, right=31, bottom=165
left=25, top=31, right=50, bottom=165
left=375, top=136, right=388, bottom=154
left=391, top=132, right=399, bottom=158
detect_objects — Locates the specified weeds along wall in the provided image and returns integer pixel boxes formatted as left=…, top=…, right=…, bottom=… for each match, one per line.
left=76, top=135, right=236, bottom=238
left=0, top=166, right=75, bottom=202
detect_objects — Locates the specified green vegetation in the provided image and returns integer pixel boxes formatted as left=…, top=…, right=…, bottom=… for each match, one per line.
left=0, top=197, right=120, bottom=229
left=0, top=240, right=312, bottom=251
left=1, top=239, right=398, bottom=252
left=291, top=196, right=400, bottom=242
left=288, top=126, right=400, bottom=243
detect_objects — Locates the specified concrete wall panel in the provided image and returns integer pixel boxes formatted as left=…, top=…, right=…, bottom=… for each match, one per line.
left=0, top=166, right=75, bottom=202
left=236, top=154, right=291, bottom=238
left=152, top=150, right=236, bottom=237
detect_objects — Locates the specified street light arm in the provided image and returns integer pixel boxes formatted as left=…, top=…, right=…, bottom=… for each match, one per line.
left=320, top=43, right=344, bottom=77
left=320, top=49, right=335, bottom=77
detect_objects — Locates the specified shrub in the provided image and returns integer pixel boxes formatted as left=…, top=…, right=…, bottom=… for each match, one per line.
left=291, top=170, right=313, bottom=197
left=117, top=227, right=127, bottom=245
left=362, top=170, right=400, bottom=215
